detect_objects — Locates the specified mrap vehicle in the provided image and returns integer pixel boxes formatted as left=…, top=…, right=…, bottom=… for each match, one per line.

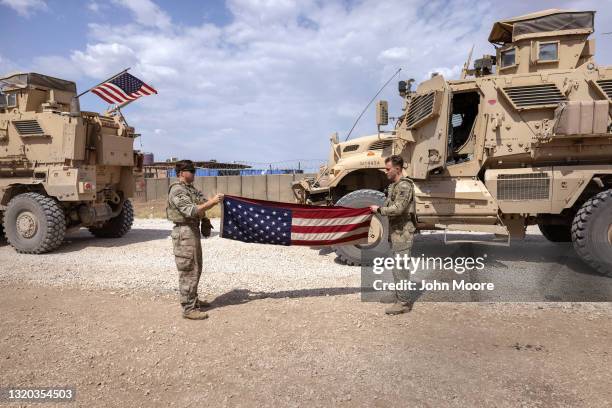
left=293, top=9, right=612, bottom=275
left=0, top=72, right=141, bottom=253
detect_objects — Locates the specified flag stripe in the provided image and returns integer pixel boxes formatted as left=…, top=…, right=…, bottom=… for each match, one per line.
left=91, top=88, right=117, bottom=104
left=141, top=83, right=157, bottom=93
left=292, top=208, right=372, bottom=219
left=104, top=83, right=137, bottom=101
left=224, top=195, right=364, bottom=212
left=291, top=231, right=370, bottom=246
left=291, top=226, right=370, bottom=241
left=96, top=84, right=129, bottom=103
left=292, top=214, right=372, bottom=227
left=93, top=86, right=124, bottom=104
left=291, top=220, right=371, bottom=234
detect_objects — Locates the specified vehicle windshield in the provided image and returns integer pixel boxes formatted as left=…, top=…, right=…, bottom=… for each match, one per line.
left=513, top=12, right=594, bottom=38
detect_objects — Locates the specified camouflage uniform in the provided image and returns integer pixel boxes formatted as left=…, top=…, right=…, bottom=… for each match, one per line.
left=379, top=177, right=416, bottom=303
left=166, top=181, right=207, bottom=313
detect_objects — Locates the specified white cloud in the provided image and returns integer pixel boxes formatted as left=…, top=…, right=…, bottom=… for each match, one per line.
left=87, top=1, right=100, bottom=12
left=378, top=47, right=412, bottom=62
left=111, top=0, right=171, bottom=29
left=15, top=0, right=612, bottom=166
left=0, top=0, right=46, bottom=17
left=71, top=43, right=138, bottom=78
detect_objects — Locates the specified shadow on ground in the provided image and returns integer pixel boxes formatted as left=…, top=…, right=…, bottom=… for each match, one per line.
left=207, top=287, right=362, bottom=311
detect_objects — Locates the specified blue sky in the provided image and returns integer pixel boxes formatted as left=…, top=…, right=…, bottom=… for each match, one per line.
left=1, top=0, right=610, bottom=169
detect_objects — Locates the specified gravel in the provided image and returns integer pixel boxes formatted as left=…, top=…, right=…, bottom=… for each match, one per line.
left=0, top=218, right=359, bottom=296
left=1, top=219, right=611, bottom=304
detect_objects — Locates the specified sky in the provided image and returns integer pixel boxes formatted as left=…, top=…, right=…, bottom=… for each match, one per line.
left=1, top=0, right=611, bottom=170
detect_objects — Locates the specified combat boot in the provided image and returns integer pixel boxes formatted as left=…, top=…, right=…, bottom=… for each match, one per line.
left=182, top=309, right=209, bottom=320
left=385, top=301, right=411, bottom=315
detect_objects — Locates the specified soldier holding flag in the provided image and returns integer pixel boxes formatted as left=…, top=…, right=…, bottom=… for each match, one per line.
left=167, top=160, right=223, bottom=320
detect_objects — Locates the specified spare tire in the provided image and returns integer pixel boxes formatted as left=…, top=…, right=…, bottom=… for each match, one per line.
left=333, top=189, right=390, bottom=266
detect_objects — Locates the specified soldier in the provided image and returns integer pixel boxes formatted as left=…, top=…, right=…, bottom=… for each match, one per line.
left=370, top=155, right=416, bottom=315
left=166, top=160, right=223, bottom=320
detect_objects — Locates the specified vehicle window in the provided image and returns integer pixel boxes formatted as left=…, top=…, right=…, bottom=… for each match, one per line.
left=539, top=42, right=558, bottom=61
left=7, top=93, right=17, bottom=107
left=501, top=48, right=515, bottom=68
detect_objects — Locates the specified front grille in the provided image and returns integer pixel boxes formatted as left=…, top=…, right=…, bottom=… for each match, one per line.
left=497, top=173, right=550, bottom=200
left=406, top=91, right=435, bottom=128
left=369, top=139, right=393, bottom=150
left=502, top=84, right=566, bottom=110
left=595, top=79, right=612, bottom=99
left=13, top=120, right=44, bottom=136
left=342, top=144, right=359, bottom=152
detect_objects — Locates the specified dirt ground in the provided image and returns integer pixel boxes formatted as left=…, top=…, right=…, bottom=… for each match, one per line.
left=1, top=285, right=610, bottom=407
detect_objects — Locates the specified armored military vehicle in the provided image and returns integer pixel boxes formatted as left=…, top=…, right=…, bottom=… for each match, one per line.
left=293, top=9, right=612, bottom=275
left=0, top=72, right=140, bottom=253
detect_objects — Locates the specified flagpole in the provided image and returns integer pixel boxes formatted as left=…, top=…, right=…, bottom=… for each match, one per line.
left=106, top=98, right=135, bottom=115
left=75, top=67, right=131, bottom=99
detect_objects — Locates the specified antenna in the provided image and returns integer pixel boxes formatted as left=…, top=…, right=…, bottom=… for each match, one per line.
left=460, top=44, right=475, bottom=79
left=344, top=68, right=401, bottom=141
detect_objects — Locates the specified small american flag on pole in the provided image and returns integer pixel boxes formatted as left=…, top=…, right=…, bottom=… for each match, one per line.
left=221, top=196, right=373, bottom=246
left=91, top=72, right=157, bottom=104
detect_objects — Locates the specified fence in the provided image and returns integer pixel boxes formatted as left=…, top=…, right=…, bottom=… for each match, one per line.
left=138, top=173, right=316, bottom=203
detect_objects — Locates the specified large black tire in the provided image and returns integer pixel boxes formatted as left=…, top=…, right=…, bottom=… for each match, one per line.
left=0, top=217, right=5, bottom=241
left=538, top=223, right=572, bottom=242
left=88, top=200, right=134, bottom=238
left=3, top=192, right=66, bottom=254
left=333, top=189, right=390, bottom=266
left=571, top=189, right=612, bottom=276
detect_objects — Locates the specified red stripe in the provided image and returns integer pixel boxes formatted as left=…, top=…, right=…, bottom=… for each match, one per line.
left=141, top=83, right=157, bottom=94
left=293, top=207, right=371, bottom=219
left=225, top=194, right=371, bottom=218
left=92, top=88, right=119, bottom=104
left=225, top=195, right=371, bottom=213
left=103, top=83, right=136, bottom=101
left=291, top=231, right=369, bottom=246
left=96, top=85, right=126, bottom=103
left=291, top=220, right=370, bottom=234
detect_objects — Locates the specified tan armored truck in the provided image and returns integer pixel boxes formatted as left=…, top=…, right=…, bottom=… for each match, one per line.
left=0, top=73, right=140, bottom=253
left=293, top=9, right=612, bottom=275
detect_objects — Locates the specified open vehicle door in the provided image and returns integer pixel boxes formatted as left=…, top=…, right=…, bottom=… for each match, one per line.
left=403, top=74, right=450, bottom=179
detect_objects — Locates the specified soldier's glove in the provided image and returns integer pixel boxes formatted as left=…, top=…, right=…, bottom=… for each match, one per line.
left=200, top=217, right=213, bottom=238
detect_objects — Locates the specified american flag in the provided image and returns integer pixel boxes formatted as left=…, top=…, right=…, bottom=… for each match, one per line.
left=221, top=195, right=373, bottom=246
left=91, top=72, right=157, bottom=104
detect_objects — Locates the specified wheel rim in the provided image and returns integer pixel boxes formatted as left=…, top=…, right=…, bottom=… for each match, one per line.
left=608, top=223, right=612, bottom=245
left=16, top=211, right=38, bottom=239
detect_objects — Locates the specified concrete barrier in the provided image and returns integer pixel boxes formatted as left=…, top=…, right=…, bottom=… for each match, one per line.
left=142, top=174, right=316, bottom=203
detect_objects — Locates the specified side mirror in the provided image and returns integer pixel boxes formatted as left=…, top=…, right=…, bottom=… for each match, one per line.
left=376, top=100, right=388, bottom=127
left=398, top=81, right=407, bottom=96
left=330, top=132, right=339, bottom=144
